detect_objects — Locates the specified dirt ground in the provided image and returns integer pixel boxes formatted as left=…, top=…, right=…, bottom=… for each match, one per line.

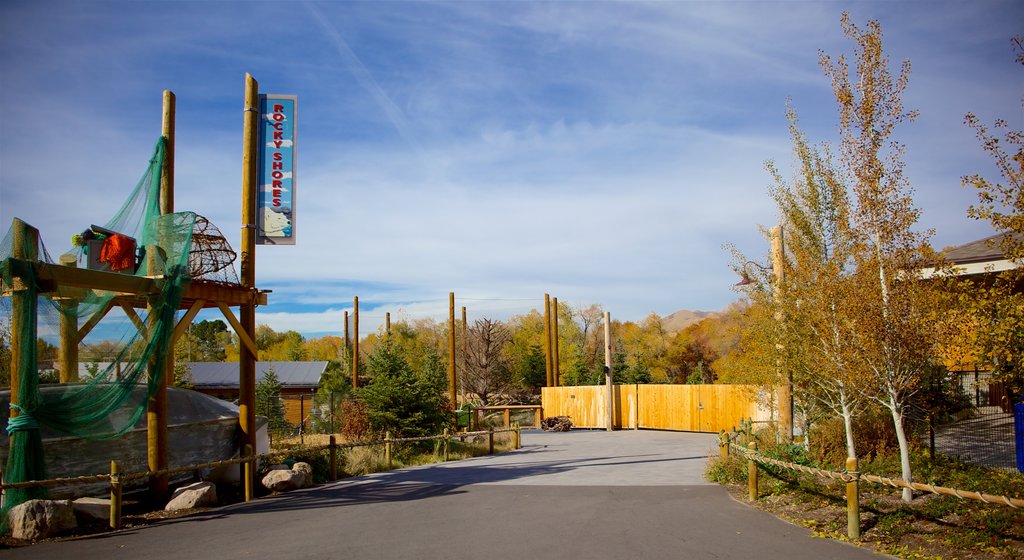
left=724, top=483, right=1024, bottom=560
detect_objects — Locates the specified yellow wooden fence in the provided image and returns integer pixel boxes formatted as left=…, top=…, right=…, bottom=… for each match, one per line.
left=541, top=384, right=771, bottom=432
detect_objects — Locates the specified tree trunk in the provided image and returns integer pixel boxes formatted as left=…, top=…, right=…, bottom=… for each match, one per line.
left=841, top=388, right=856, bottom=460
left=887, top=393, right=913, bottom=502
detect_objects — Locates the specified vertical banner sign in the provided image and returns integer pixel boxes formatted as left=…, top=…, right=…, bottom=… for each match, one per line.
left=256, top=94, right=297, bottom=245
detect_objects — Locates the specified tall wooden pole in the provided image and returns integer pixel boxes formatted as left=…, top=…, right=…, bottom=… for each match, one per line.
left=239, top=74, right=259, bottom=500
left=543, top=294, right=553, bottom=387
left=343, top=310, right=350, bottom=357
left=771, top=225, right=792, bottom=442
left=448, top=292, right=457, bottom=410
left=147, top=89, right=175, bottom=501
left=552, top=296, right=561, bottom=386
left=386, top=312, right=391, bottom=337
left=461, top=306, right=467, bottom=403
left=58, top=254, right=79, bottom=383
left=9, top=219, right=39, bottom=425
left=352, top=296, right=359, bottom=389
left=604, top=311, right=613, bottom=431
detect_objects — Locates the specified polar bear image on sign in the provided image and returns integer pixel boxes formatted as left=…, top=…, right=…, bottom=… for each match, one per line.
left=261, top=207, right=291, bottom=238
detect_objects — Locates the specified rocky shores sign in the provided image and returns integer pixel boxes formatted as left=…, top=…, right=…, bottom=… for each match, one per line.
left=257, top=94, right=297, bottom=245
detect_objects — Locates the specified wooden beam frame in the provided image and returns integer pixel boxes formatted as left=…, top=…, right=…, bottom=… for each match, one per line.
left=217, top=302, right=259, bottom=358
left=171, top=299, right=205, bottom=345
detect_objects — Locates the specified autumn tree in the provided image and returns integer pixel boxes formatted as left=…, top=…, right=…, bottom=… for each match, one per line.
left=820, top=13, right=948, bottom=501
left=764, top=104, right=865, bottom=458
left=960, top=35, right=1024, bottom=403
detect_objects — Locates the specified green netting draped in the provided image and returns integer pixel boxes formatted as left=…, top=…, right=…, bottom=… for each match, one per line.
left=0, top=136, right=196, bottom=529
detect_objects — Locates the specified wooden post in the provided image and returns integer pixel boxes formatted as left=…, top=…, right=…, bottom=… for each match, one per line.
left=543, top=294, right=553, bottom=387
left=514, top=422, right=521, bottom=450
left=748, top=441, right=759, bottom=501
left=552, top=297, right=560, bottom=386
left=535, top=407, right=542, bottom=427
left=385, top=431, right=393, bottom=469
left=604, top=311, right=613, bottom=432
left=503, top=408, right=510, bottom=428
left=443, top=428, right=450, bottom=462
left=109, top=460, right=122, bottom=530
left=448, top=292, right=456, bottom=411
left=719, top=431, right=730, bottom=460
left=846, top=456, right=861, bottom=539
left=244, top=444, right=254, bottom=502
left=473, top=409, right=480, bottom=432
left=352, top=296, right=359, bottom=389
left=488, top=427, right=494, bottom=455
left=386, top=312, right=391, bottom=337
left=343, top=310, right=350, bottom=357
left=58, top=254, right=79, bottom=383
left=461, top=305, right=467, bottom=404
left=146, top=90, right=176, bottom=502
left=329, top=435, right=338, bottom=481
left=239, top=73, right=260, bottom=502
left=771, top=225, right=792, bottom=442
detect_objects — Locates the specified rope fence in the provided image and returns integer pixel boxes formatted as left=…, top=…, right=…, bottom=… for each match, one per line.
left=718, top=422, right=1024, bottom=540
left=1, top=425, right=522, bottom=531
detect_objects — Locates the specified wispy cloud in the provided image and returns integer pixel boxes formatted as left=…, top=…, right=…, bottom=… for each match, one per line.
left=2, top=0, right=1019, bottom=336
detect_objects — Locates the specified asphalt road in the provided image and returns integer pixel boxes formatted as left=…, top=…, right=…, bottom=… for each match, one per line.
left=6, top=430, right=890, bottom=559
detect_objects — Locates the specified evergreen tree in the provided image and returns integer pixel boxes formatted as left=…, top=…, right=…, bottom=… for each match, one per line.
left=357, top=340, right=451, bottom=438
left=256, top=367, right=288, bottom=431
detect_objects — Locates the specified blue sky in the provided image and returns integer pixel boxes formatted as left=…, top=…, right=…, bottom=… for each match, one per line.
left=1, top=1, right=1021, bottom=338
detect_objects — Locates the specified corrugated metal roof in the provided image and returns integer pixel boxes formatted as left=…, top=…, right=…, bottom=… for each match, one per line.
left=185, top=361, right=328, bottom=388
left=945, top=232, right=1023, bottom=265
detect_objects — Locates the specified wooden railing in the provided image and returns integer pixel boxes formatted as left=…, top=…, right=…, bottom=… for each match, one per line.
left=1, top=426, right=522, bottom=531
left=720, top=422, right=1024, bottom=540
left=471, top=405, right=543, bottom=430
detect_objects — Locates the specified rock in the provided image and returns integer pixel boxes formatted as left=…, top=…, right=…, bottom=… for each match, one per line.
left=541, top=416, right=573, bottom=432
left=292, top=462, right=313, bottom=488
left=262, top=468, right=305, bottom=492
left=8, top=499, right=77, bottom=541
left=165, top=481, right=218, bottom=511
left=72, top=497, right=110, bottom=524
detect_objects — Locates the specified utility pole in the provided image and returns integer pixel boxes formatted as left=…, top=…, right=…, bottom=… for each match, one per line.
left=771, top=225, right=792, bottom=442
left=352, top=296, right=359, bottom=389
left=604, top=311, right=613, bottom=431
left=543, top=294, right=553, bottom=387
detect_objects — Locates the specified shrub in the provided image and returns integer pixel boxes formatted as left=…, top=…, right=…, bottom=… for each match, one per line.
left=810, top=412, right=913, bottom=468
left=340, top=399, right=370, bottom=441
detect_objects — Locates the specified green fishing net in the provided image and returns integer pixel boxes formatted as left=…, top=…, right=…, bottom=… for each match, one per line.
left=0, top=136, right=197, bottom=528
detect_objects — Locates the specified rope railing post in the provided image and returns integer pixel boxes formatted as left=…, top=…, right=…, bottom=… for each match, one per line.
left=243, top=444, right=254, bottom=502
left=385, top=431, right=393, bottom=469
left=748, top=441, right=758, bottom=501
left=846, top=456, right=860, bottom=540
left=109, top=460, right=122, bottom=530
left=514, top=422, right=521, bottom=450
left=443, top=428, right=450, bottom=462
left=488, top=427, right=494, bottom=455
left=329, top=435, right=338, bottom=481
left=719, top=430, right=729, bottom=460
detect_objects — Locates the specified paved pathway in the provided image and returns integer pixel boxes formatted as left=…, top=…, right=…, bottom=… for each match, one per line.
left=6, top=430, right=890, bottom=559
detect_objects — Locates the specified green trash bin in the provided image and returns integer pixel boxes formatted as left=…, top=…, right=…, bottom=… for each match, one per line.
left=456, top=405, right=472, bottom=430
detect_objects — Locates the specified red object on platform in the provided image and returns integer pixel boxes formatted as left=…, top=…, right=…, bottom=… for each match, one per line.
left=99, top=234, right=135, bottom=272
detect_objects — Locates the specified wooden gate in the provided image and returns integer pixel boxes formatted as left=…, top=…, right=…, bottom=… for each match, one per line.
left=541, top=384, right=769, bottom=433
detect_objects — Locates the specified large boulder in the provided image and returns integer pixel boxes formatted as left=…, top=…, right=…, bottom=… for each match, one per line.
left=72, top=497, right=111, bottom=525
left=8, top=499, right=77, bottom=541
left=261, top=463, right=314, bottom=492
left=292, top=462, right=314, bottom=488
left=165, top=481, right=218, bottom=511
